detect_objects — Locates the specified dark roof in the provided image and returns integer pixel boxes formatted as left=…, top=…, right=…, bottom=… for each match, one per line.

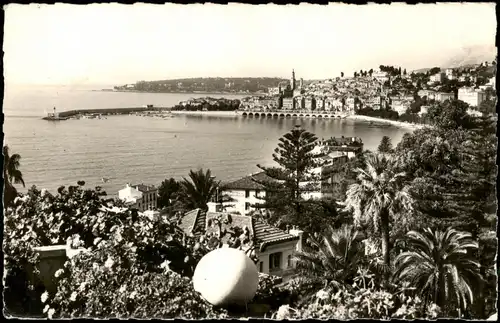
left=223, top=172, right=275, bottom=190
left=132, top=184, right=157, bottom=193
left=178, top=208, right=298, bottom=249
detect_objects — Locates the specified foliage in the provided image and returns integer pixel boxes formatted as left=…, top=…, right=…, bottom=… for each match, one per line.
left=393, top=227, right=482, bottom=317
left=42, top=240, right=228, bottom=319
left=357, top=107, right=400, bottom=120
left=294, top=224, right=365, bottom=288
left=425, top=99, right=474, bottom=130
left=157, top=177, right=180, bottom=209
left=177, top=168, right=219, bottom=211
left=273, top=285, right=440, bottom=319
left=395, top=117, right=496, bottom=231
left=344, top=153, right=413, bottom=268
left=3, top=145, right=26, bottom=207
left=3, top=182, right=204, bottom=316
left=377, top=135, right=393, bottom=154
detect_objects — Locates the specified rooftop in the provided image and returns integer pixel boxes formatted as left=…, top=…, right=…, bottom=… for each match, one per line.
left=223, top=171, right=275, bottom=190
left=178, top=209, right=299, bottom=250
left=132, top=183, right=157, bottom=192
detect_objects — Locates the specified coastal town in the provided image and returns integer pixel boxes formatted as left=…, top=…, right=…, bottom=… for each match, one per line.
left=4, top=3, right=497, bottom=322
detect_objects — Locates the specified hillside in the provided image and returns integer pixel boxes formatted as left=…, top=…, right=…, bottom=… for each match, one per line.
left=441, top=44, right=496, bottom=69
left=114, top=77, right=288, bottom=94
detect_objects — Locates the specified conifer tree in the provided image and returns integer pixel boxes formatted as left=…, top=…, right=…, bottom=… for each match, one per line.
left=252, top=126, right=336, bottom=233
left=377, top=136, right=393, bottom=154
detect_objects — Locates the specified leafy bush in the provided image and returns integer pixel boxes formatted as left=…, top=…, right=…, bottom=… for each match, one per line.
left=3, top=183, right=204, bottom=316
left=42, top=241, right=228, bottom=319
left=272, top=286, right=441, bottom=320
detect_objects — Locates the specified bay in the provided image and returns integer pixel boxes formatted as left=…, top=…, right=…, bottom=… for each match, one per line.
left=3, top=84, right=412, bottom=196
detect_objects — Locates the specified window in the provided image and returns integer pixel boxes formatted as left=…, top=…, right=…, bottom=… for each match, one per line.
left=245, top=190, right=250, bottom=198
left=255, top=189, right=260, bottom=197
left=245, top=202, right=250, bottom=211
left=259, top=262, right=263, bottom=272
left=287, top=255, right=293, bottom=268
left=269, top=252, right=282, bottom=271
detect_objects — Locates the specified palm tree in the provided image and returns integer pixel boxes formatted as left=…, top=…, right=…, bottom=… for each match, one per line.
left=3, top=145, right=25, bottom=207
left=393, top=227, right=482, bottom=317
left=294, top=224, right=365, bottom=289
left=178, top=168, right=219, bottom=211
left=344, top=154, right=413, bottom=271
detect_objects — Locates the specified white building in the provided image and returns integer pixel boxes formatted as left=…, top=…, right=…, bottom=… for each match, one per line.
left=178, top=207, right=303, bottom=280
left=430, top=72, right=445, bottom=83
left=418, top=105, right=430, bottom=116
left=445, top=68, right=455, bottom=79
left=221, top=172, right=270, bottom=215
left=118, top=183, right=158, bottom=212
left=458, top=87, right=487, bottom=107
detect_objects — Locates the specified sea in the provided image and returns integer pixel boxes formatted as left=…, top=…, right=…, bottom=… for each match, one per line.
left=3, top=84, right=412, bottom=196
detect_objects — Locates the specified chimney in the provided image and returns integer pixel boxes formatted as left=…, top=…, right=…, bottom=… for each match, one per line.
left=289, top=228, right=304, bottom=253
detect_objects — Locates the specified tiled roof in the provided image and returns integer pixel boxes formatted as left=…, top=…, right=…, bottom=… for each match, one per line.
left=132, top=184, right=157, bottom=193
left=223, top=171, right=275, bottom=190
left=177, top=209, right=200, bottom=235
left=253, top=218, right=299, bottom=246
left=178, top=209, right=298, bottom=249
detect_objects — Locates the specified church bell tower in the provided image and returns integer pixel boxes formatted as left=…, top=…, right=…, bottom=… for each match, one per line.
left=291, top=69, right=296, bottom=91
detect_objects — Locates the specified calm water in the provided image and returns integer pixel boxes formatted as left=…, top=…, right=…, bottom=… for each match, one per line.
left=3, top=85, right=411, bottom=195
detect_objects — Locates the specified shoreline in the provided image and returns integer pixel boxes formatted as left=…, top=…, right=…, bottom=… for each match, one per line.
left=170, top=110, right=239, bottom=117
left=101, top=90, right=256, bottom=96
left=346, top=115, right=425, bottom=130
left=169, top=110, right=425, bottom=130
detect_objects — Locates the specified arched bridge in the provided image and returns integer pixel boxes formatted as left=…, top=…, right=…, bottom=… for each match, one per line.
left=239, top=111, right=347, bottom=119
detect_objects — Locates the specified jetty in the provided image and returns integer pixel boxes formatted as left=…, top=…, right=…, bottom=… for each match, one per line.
left=43, top=107, right=69, bottom=121
left=42, top=105, right=171, bottom=120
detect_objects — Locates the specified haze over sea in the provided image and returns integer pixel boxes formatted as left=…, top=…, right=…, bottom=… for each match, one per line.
left=3, top=84, right=412, bottom=196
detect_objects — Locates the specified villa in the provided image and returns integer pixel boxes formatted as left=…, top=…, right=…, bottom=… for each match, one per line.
left=178, top=203, right=303, bottom=280
left=118, top=183, right=158, bottom=212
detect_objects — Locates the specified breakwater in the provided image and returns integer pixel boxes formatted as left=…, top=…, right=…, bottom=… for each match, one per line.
left=57, top=107, right=170, bottom=118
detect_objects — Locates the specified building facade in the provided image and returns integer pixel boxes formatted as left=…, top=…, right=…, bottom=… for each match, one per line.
left=458, top=87, right=487, bottom=107
left=118, top=183, right=158, bottom=211
left=221, top=172, right=272, bottom=215
left=430, top=72, right=445, bottom=83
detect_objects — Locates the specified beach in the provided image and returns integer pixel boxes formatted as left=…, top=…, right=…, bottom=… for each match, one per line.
left=169, top=110, right=426, bottom=130
left=169, top=110, right=239, bottom=117
left=346, top=115, right=426, bottom=130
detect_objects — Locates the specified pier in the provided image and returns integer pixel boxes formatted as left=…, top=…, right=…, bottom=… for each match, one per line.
left=53, top=107, right=170, bottom=118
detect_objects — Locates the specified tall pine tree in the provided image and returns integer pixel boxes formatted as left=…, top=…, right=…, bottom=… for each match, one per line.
left=252, top=126, right=337, bottom=233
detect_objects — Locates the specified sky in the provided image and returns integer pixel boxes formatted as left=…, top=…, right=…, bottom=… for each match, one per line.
left=3, top=3, right=497, bottom=86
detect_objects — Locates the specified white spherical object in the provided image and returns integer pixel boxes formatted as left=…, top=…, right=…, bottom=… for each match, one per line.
left=193, top=247, right=259, bottom=306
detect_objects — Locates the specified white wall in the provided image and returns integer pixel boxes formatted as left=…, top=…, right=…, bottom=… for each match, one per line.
left=118, top=186, right=142, bottom=202
left=257, top=240, right=298, bottom=276
left=223, top=189, right=266, bottom=215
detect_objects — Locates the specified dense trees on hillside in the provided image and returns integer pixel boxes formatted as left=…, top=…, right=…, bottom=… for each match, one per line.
left=115, top=78, right=286, bottom=93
